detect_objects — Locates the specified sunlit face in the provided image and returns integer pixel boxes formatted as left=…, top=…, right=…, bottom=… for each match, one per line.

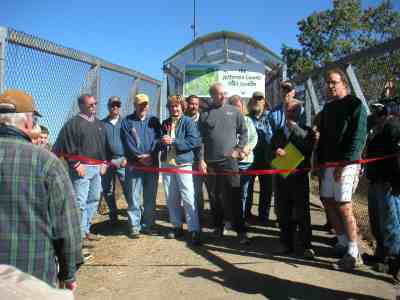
left=233, top=100, right=243, bottom=113
left=250, top=98, right=265, bottom=113
left=39, top=133, right=49, bottom=146
left=187, top=97, right=200, bottom=116
left=168, top=102, right=183, bottom=118
left=108, top=101, right=121, bottom=118
left=326, top=72, right=348, bottom=99
left=80, top=96, right=97, bottom=116
left=210, top=85, right=225, bottom=106
left=135, top=102, right=149, bottom=117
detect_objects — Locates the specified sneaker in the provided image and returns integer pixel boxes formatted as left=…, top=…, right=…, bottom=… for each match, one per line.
left=223, top=222, right=233, bottom=235
left=212, top=227, right=224, bottom=238
left=362, top=253, right=384, bottom=266
left=333, top=243, right=348, bottom=258
left=128, top=228, right=140, bottom=239
left=303, top=248, right=316, bottom=260
left=238, top=232, right=251, bottom=245
left=140, top=227, right=159, bottom=236
left=188, top=231, right=202, bottom=246
left=273, top=243, right=293, bottom=255
left=166, top=227, right=184, bottom=239
left=85, top=233, right=102, bottom=241
left=82, top=248, right=93, bottom=262
left=337, top=253, right=364, bottom=271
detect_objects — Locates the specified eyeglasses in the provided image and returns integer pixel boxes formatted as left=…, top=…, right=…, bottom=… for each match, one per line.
left=326, top=80, right=343, bottom=86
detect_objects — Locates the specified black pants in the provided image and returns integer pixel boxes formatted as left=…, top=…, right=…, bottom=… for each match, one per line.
left=275, top=173, right=312, bottom=251
left=206, top=159, right=245, bottom=233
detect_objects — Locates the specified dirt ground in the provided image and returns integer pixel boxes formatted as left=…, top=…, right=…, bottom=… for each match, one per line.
left=75, top=181, right=396, bottom=300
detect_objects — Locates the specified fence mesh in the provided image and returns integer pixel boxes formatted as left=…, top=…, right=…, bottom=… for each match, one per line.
left=2, top=27, right=161, bottom=144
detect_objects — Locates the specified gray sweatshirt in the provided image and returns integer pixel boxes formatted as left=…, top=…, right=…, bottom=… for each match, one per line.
left=199, top=103, right=248, bottom=162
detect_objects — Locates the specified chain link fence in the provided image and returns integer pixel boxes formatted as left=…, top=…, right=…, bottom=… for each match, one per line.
left=0, top=27, right=161, bottom=143
left=267, top=37, right=400, bottom=243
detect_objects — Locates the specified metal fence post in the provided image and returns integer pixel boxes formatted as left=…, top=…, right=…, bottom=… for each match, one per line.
left=306, top=77, right=320, bottom=114
left=0, top=27, right=7, bottom=94
left=346, top=64, right=370, bottom=115
left=305, top=89, right=312, bottom=127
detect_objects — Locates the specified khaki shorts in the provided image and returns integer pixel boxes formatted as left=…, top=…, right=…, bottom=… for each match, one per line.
left=320, top=164, right=360, bottom=202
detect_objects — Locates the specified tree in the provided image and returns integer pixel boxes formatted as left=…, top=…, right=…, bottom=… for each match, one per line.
left=282, top=0, right=400, bottom=85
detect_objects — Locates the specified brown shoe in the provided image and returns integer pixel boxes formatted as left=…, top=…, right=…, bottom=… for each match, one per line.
left=86, top=233, right=102, bottom=241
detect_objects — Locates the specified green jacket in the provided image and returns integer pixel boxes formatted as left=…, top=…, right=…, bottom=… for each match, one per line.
left=317, top=94, right=368, bottom=163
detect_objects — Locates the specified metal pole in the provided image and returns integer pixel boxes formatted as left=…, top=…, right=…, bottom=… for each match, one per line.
left=346, top=64, right=370, bottom=114
left=0, top=27, right=7, bottom=93
left=192, top=0, right=197, bottom=61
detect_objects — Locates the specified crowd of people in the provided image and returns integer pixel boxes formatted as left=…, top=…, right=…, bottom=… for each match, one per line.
left=0, top=67, right=399, bottom=293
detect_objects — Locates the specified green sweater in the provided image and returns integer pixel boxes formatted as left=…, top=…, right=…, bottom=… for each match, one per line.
left=317, top=94, right=368, bottom=163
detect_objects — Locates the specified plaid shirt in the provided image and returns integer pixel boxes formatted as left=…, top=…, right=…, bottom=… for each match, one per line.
left=0, top=125, right=83, bottom=286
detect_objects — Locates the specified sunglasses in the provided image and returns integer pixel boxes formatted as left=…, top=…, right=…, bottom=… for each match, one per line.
left=110, top=102, right=121, bottom=108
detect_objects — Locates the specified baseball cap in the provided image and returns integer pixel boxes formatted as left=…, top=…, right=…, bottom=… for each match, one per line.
left=252, top=91, right=265, bottom=99
left=0, top=89, right=42, bottom=117
left=108, top=96, right=121, bottom=106
left=134, top=93, right=149, bottom=105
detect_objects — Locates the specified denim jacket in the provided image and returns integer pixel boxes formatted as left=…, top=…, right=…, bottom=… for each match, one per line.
left=160, top=115, right=201, bottom=165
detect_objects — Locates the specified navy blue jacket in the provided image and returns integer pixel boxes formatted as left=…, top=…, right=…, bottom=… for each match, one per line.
left=101, top=116, right=125, bottom=158
left=161, top=115, right=201, bottom=165
left=120, top=113, right=161, bottom=165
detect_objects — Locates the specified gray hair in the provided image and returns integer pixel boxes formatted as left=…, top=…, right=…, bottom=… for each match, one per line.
left=77, top=93, right=93, bottom=106
left=0, top=112, right=29, bottom=127
left=209, top=82, right=224, bottom=96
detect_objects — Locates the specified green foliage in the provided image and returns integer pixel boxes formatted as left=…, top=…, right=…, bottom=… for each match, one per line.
left=283, top=0, right=400, bottom=79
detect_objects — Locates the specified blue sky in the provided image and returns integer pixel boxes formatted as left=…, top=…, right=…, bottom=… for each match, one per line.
left=1, top=0, right=398, bottom=80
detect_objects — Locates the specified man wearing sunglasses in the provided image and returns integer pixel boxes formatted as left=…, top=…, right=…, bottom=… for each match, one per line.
left=54, top=94, right=109, bottom=250
left=101, top=96, right=129, bottom=224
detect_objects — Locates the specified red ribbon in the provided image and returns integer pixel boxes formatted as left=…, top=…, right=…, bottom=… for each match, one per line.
left=54, top=152, right=399, bottom=177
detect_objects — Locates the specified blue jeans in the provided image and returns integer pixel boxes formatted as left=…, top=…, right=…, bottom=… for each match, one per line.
left=101, top=165, right=128, bottom=221
left=162, top=164, right=200, bottom=232
left=383, top=189, right=400, bottom=256
left=125, top=167, right=158, bottom=231
left=368, top=182, right=389, bottom=258
left=70, top=165, right=102, bottom=236
left=239, top=162, right=252, bottom=219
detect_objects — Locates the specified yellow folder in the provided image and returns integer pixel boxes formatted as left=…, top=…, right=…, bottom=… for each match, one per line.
left=271, top=143, right=305, bottom=178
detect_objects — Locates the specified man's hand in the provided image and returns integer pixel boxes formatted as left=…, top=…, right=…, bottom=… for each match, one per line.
left=334, top=166, right=344, bottom=183
left=75, top=164, right=86, bottom=177
left=100, top=163, right=108, bottom=176
left=138, top=154, right=153, bottom=166
left=59, top=280, right=77, bottom=291
left=286, top=120, right=297, bottom=129
left=162, top=135, right=173, bottom=145
left=120, top=159, right=127, bottom=168
left=276, top=148, right=287, bottom=157
left=312, top=126, right=320, bottom=142
left=242, top=145, right=251, bottom=156
left=199, top=160, right=207, bottom=174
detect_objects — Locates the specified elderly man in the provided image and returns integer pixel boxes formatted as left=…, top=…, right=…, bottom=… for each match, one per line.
left=185, top=94, right=205, bottom=223
left=0, top=89, right=82, bottom=289
left=247, top=91, right=273, bottom=223
left=317, top=68, right=368, bottom=270
left=198, top=83, right=249, bottom=244
left=121, top=93, right=161, bottom=238
left=101, top=96, right=129, bottom=224
left=54, top=94, right=108, bottom=245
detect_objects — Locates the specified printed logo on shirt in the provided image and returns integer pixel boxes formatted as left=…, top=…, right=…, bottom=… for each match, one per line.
left=226, top=112, right=233, bottom=116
